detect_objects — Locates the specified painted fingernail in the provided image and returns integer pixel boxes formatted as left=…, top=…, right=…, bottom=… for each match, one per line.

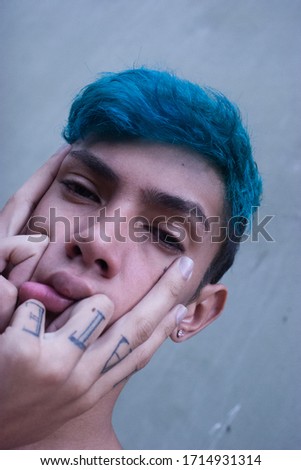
left=175, top=304, right=188, bottom=325
left=179, top=256, right=194, bottom=280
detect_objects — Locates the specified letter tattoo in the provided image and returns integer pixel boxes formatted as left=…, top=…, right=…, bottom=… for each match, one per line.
left=22, top=301, right=45, bottom=337
left=69, top=309, right=105, bottom=351
left=102, top=336, right=132, bottom=373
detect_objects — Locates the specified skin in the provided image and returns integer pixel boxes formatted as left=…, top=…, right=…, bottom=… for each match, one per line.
left=26, top=140, right=226, bottom=328
left=0, top=142, right=228, bottom=449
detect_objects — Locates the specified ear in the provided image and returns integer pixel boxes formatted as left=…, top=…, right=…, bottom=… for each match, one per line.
left=170, top=283, right=227, bottom=343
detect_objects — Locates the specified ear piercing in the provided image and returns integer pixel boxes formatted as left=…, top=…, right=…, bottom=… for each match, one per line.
left=177, top=329, right=185, bottom=338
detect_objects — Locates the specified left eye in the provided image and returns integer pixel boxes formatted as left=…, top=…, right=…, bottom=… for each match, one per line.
left=149, top=226, right=185, bottom=253
left=61, top=180, right=101, bottom=203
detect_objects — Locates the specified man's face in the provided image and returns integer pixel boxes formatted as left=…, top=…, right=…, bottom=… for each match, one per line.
left=23, top=141, right=225, bottom=326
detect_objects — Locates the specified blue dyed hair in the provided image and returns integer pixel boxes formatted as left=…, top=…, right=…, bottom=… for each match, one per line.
left=63, top=68, right=262, bottom=285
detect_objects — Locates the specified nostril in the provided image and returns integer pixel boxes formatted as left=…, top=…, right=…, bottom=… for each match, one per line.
left=97, top=259, right=108, bottom=272
left=73, top=245, right=82, bottom=256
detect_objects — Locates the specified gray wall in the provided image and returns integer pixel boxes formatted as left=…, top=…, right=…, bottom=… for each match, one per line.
left=0, top=0, right=300, bottom=450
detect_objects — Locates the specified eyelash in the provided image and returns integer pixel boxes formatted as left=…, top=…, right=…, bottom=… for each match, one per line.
left=61, top=180, right=185, bottom=253
left=61, top=179, right=101, bottom=203
left=147, top=226, right=185, bottom=253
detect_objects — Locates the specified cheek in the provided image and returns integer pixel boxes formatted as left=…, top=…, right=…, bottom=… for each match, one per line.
left=109, top=251, right=169, bottom=323
left=27, top=192, right=80, bottom=241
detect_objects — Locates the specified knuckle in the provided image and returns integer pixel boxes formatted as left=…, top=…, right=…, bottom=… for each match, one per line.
left=167, top=278, right=181, bottom=299
left=163, top=323, right=174, bottom=339
left=67, top=377, right=87, bottom=401
left=13, top=341, right=38, bottom=367
left=68, top=368, right=92, bottom=399
left=41, top=362, right=68, bottom=386
left=135, top=347, right=151, bottom=371
left=2, top=280, right=18, bottom=303
left=22, top=194, right=36, bottom=214
left=4, top=193, right=18, bottom=209
left=81, top=391, right=96, bottom=412
left=31, top=235, right=50, bottom=251
left=9, top=192, right=33, bottom=213
left=135, top=318, right=154, bottom=344
left=76, top=390, right=97, bottom=416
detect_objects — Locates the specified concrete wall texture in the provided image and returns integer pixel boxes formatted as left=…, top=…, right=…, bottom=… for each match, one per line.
left=0, top=0, right=300, bottom=450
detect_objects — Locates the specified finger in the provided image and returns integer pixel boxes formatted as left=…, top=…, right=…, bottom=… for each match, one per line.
left=128, top=256, right=193, bottom=330
left=73, top=304, right=184, bottom=407
left=47, top=294, right=114, bottom=369
left=0, top=276, right=18, bottom=332
left=72, top=300, right=187, bottom=397
left=0, top=144, right=71, bottom=237
left=11, top=299, right=46, bottom=339
left=107, top=303, right=185, bottom=377
left=50, top=257, right=192, bottom=405
left=70, top=257, right=192, bottom=385
left=0, top=235, right=49, bottom=287
left=105, top=256, right=194, bottom=351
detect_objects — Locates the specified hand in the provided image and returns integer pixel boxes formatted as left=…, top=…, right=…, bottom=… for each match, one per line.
left=0, top=255, right=193, bottom=449
left=0, top=145, right=71, bottom=331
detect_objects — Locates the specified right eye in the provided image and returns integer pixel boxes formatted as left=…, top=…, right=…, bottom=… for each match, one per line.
left=61, top=179, right=102, bottom=203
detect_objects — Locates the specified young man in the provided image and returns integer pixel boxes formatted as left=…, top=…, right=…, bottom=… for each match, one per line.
left=0, top=68, right=262, bottom=449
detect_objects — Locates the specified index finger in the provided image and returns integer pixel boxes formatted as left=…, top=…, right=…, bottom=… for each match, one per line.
left=126, top=256, right=194, bottom=335
left=70, top=256, right=194, bottom=390
left=105, top=256, right=194, bottom=348
left=0, top=144, right=71, bottom=237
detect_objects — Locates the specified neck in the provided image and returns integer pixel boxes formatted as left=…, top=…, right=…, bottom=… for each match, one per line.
left=18, top=386, right=123, bottom=450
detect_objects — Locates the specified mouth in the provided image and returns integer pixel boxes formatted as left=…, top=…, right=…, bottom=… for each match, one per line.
left=18, top=281, right=75, bottom=323
left=18, top=272, right=96, bottom=331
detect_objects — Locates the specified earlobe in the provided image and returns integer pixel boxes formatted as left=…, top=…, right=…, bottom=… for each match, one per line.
left=170, top=283, right=227, bottom=343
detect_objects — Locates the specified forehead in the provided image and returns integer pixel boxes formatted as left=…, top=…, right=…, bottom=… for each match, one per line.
left=68, top=140, right=225, bottom=219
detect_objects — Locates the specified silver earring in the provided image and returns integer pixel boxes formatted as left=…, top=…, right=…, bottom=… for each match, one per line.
left=177, top=329, right=185, bottom=338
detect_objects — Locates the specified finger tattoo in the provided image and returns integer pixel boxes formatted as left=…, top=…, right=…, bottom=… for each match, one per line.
left=22, top=301, right=45, bottom=337
left=69, top=309, right=105, bottom=351
left=102, top=335, right=132, bottom=373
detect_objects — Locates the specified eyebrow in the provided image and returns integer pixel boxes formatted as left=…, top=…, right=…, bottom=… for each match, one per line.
left=69, top=150, right=209, bottom=230
left=70, top=149, right=120, bottom=184
left=142, top=188, right=209, bottom=231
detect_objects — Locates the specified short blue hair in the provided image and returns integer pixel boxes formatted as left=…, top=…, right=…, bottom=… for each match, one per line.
left=63, top=68, right=262, bottom=284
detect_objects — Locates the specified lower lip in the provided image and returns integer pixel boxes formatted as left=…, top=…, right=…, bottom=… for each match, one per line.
left=19, top=282, right=74, bottom=313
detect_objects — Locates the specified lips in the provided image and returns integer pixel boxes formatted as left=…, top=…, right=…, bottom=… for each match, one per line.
left=19, top=281, right=74, bottom=314
left=18, top=271, right=95, bottom=316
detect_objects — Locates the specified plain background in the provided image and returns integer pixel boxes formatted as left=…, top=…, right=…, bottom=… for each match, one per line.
left=0, top=0, right=300, bottom=450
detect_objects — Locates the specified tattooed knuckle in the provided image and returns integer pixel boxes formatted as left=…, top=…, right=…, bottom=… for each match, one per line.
left=136, top=318, right=154, bottom=344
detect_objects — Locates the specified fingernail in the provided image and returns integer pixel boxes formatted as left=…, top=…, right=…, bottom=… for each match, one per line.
left=175, top=304, right=188, bottom=325
left=179, top=256, right=194, bottom=280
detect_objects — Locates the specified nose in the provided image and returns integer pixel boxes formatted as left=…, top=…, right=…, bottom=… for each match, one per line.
left=65, top=211, right=125, bottom=278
